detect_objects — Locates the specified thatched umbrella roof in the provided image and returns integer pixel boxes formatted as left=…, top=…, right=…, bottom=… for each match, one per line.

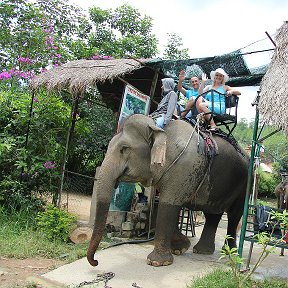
left=30, top=58, right=149, bottom=96
left=259, top=21, right=288, bottom=135
left=30, top=58, right=163, bottom=112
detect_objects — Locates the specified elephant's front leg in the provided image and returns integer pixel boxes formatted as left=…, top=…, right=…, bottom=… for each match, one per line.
left=147, top=203, right=181, bottom=266
left=170, top=209, right=191, bottom=255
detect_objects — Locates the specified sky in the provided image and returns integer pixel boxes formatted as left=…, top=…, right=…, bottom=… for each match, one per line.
left=70, top=0, right=288, bottom=120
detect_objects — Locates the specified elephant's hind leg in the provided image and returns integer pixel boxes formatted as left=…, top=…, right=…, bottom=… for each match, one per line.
left=225, top=200, right=244, bottom=249
left=193, top=213, right=222, bottom=254
left=147, top=204, right=180, bottom=266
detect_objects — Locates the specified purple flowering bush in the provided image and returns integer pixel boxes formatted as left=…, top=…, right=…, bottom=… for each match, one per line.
left=90, top=55, right=114, bottom=60
left=0, top=89, right=70, bottom=209
left=0, top=84, right=117, bottom=210
left=0, top=72, right=12, bottom=80
left=43, top=161, right=57, bottom=169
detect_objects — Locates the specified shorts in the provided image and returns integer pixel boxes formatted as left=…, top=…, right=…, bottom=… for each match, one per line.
left=206, top=100, right=226, bottom=114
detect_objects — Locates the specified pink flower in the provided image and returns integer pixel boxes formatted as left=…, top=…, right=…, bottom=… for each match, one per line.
left=19, top=70, right=34, bottom=79
left=0, top=72, right=12, bottom=80
left=18, top=57, right=33, bottom=64
left=33, top=97, right=39, bottom=102
left=91, top=55, right=113, bottom=60
left=43, top=161, right=56, bottom=169
left=5, top=68, right=34, bottom=79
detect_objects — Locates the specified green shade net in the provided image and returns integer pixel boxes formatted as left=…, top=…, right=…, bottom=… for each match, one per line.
left=145, top=49, right=268, bottom=87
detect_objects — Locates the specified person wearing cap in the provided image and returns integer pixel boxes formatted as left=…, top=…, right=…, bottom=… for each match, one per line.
left=198, top=68, right=241, bottom=131
left=177, top=70, right=207, bottom=119
left=150, top=78, right=178, bottom=129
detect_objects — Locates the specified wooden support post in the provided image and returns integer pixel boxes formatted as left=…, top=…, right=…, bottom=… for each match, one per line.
left=58, top=93, right=81, bottom=208
left=149, top=68, right=159, bottom=100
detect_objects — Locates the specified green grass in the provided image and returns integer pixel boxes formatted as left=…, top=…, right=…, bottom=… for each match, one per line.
left=188, top=268, right=288, bottom=288
left=0, top=206, right=88, bottom=262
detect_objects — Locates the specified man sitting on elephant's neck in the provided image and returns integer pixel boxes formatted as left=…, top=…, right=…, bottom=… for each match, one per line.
left=150, top=78, right=178, bottom=129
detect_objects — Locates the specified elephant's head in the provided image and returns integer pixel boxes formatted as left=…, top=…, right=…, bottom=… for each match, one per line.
left=275, top=179, right=288, bottom=209
left=87, top=114, right=167, bottom=266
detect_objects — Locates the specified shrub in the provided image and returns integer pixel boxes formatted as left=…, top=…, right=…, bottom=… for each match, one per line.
left=0, top=89, right=70, bottom=207
left=0, top=205, right=87, bottom=260
left=258, top=170, right=278, bottom=197
left=0, top=87, right=116, bottom=208
left=36, top=204, right=77, bottom=242
left=0, top=175, right=44, bottom=212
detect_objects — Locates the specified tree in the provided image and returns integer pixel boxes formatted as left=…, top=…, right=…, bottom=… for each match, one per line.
left=232, top=118, right=254, bottom=147
left=233, top=119, right=288, bottom=168
left=0, top=0, right=86, bottom=72
left=0, top=1, right=158, bottom=78
left=163, top=32, right=190, bottom=60
left=80, top=4, right=158, bottom=59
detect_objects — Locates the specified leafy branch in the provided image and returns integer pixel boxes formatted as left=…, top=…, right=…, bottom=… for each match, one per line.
left=220, top=210, right=288, bottom=288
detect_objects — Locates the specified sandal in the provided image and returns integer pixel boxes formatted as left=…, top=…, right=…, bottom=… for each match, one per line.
left=209, top=126, right=218, bottom=132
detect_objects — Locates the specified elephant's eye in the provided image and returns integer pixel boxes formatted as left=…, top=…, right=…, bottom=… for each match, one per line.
left=120, top=145, right=130, bottom=154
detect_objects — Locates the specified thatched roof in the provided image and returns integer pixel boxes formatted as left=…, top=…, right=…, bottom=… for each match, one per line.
left=259, top=21, right=288, bottom=135
left=30, top=58, right=163, bottom=112
left=30, top=58, right=148, bottom=96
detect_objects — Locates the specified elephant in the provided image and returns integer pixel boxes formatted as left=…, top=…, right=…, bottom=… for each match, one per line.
left=274, top=179, right=288, bottom=209
left=87, top=114, right=249, bottom=267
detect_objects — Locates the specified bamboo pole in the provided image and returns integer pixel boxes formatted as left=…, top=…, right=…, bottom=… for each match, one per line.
left=238, top=91, right=260, bottom=260
left=58, top=93, right=81, bottom=208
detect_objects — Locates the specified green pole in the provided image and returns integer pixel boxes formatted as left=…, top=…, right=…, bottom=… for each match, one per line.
left=238, top=92, right=260, bottom=259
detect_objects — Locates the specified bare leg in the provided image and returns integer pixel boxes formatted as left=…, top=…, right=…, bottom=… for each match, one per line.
left=181, top=99, right=195, bottom=118
left=181, top=96, right=205, bottom=118
left=198, top=102, right=216, bottom=128
left=195, top=96, right=204, bottom=112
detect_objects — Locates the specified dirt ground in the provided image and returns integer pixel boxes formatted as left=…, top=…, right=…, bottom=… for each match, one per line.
left=0, top=194, right=278, bottom=287
left=0, top=193, right=92, bottom=288
left=0, top=257, right=65, bottom=287
left=62, top=192, right=92, bottom=222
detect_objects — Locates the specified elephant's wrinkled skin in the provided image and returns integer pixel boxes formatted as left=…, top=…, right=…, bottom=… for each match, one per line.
left=87, top=114, right=249, bottom=267
left=274, top=180, right=288, bottom=209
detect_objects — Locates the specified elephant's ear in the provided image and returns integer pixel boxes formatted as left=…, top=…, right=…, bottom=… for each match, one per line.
left=148, top=123, right=167, bottom=167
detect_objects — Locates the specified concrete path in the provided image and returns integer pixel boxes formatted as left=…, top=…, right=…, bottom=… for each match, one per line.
left=40, top=223, right=288, bottom=288
left=41, top=237, right=222, bottom=288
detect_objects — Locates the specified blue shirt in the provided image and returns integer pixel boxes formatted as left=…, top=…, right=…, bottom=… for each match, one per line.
left=185, top=89, right=198, bottom=100
left=204, top=85, right=226, bottom=114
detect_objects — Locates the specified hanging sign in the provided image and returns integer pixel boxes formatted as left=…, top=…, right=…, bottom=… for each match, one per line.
left=117, top=84, right=150, bottom=131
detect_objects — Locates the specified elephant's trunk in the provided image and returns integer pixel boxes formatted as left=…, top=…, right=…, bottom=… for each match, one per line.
left=87, top=201, right=110, bottom=266
left=87, top=158, right=120, bottom=266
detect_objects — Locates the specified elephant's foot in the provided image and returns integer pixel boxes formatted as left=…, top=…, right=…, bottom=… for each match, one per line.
left=171, top=232, right=191, bottom=255
left=147, top=249, right=173, bottom=266
left=193, top=240, right=215, bottom=255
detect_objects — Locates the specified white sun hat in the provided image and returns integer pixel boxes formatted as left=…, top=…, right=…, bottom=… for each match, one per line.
left=210, top=68, right=229, bottom=83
